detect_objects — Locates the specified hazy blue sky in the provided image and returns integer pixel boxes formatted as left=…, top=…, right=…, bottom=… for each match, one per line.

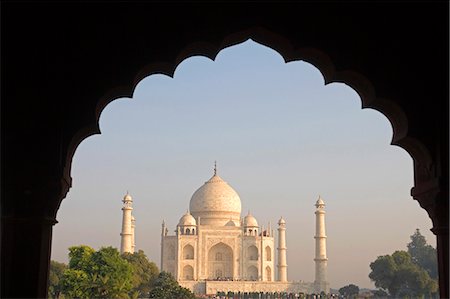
left=52, top=40, right=435, bottom=289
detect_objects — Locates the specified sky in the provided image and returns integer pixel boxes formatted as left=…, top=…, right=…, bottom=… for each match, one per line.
left=51, top=40, right=435, bottom=290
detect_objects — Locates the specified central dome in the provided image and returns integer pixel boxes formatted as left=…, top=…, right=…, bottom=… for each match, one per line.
left=189, top=173, right=242, bottom=226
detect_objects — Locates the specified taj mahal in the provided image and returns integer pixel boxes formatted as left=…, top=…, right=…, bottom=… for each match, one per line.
left=120, top=165, right=330, bottom=295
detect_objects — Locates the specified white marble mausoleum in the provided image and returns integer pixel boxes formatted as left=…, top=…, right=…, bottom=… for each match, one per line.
left=120, top=166, right=330, bottom=295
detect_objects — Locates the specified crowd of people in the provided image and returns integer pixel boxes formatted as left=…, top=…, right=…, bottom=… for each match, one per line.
left=197, top=292, right=340, bottom=299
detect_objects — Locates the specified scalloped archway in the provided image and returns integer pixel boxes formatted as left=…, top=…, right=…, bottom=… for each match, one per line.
left=2, top=5, right=447, bottom=298
left=62, top=27, right=447, bottom=298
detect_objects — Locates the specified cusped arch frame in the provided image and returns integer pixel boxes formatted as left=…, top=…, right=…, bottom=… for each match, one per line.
left=63, top=26, right=432, bottom=210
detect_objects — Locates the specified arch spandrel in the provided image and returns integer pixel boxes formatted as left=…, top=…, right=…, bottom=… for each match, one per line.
left=206, top=238, right=235, bottom=250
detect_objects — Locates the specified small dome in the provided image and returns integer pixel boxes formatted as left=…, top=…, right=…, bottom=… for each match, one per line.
left=123, top=193, right=132, bottom=202
left=278, top=217, right=286, bottom=225
left=178, top=211, right=196, bottom=226
left=244, top=212, right=258, bottom=227
left=131, top=215, right=136, bottom=221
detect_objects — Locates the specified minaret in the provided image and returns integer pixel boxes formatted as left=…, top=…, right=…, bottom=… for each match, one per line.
left=131, top=215, right=136, bottom=253
left=277, top=217, right=287, bottom=282
left=161, top=220, right=166, bottom=270
left=314, top=196, right=329, bottom=293
left=120, top=192, right=134, bottom=254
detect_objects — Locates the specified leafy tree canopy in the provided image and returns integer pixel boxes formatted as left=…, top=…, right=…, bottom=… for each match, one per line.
left=61, top=245, right=133, bottom=299
left=372, top=289, right=389, bottom=298
left=369, top=250, right=438, bottom=298
left=68, top=245, right=95, bottom=271
left=122, top=249, right=159, bottom=298
left=61, top=269, right=90, bottom=299
left=148, top=271, right=195, bottom=299
left=407, top=228, right=438, bottom=279
left=338, top=284, right=359, bottom=298
left=48, top=260, right=67, bottom=299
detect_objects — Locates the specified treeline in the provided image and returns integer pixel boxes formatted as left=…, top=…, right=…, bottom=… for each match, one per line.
left=48, top=245, right=195, bottom=299
left=338, top=229, right=439, bottom=299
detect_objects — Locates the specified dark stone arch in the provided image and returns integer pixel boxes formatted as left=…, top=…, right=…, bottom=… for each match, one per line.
left=2, top=3, right=447, bottom=298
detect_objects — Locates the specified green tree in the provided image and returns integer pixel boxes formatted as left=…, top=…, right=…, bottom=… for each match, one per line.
left=61, top=269, right=90, bottom=299
left=122, top=249, right=159, bottom=298
left=86, top=246, right=133, bottom=298
left=148, top=271, right=195, bottom=299
left=407, top=228, right=438, bottom=279
left=338, top=284, right=359, bottom=298
left=48, top=260, right=67, bottom=299
left=372, top=289, right=389, bottom=298
left=369, top=250, right=438, bottom=298
left=61, top=245, right=133, bottom=299
left=68, top=245, right=95, bottom=271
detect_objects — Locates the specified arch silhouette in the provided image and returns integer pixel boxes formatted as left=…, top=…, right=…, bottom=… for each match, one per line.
left=65, top=27, right=432, bottom=190
left=59, top=29, right=446, bottom=296
left=60, top=29, right=445, bottom=295
left=2, top=5, right=447, bottom=298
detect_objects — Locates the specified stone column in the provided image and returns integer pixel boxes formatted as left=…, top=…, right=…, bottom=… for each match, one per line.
left=411, top=179, right=449, bottom=299
left=1, top=216, right=56, bottom=298
left=1, top=175, right=70, bottom=298
left=120, top=193, right=133, bottom=254
left=314, top=197, right=329, bottom=293
left=277, top=217, right=287, bottom=282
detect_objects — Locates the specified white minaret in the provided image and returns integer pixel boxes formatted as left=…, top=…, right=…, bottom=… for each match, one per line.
left=277, top=217, right=287, bottom=282
left=314, top=196, right=329, bottom=293
left=120, top=192, right=134, bottom=254
left=160, top=220, right=166, bottom=270
left=131, top=215, right=136, bottom=252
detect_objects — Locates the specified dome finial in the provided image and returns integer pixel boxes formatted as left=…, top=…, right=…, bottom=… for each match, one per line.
left=315, top=195, right=325, bottom=207
left=214, top=161, right=217, bottom=176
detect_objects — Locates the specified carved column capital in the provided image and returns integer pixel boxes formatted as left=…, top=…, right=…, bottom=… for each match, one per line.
left=411, top=177, right=448, bottom=233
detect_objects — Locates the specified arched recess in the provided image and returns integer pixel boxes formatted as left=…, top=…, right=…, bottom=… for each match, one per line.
left=265, top=266, right=272, bottom=281
left=168, top=244, right=175, bottom=260
left=265, top=246, right=271, bottom=261
left=207, top=242, right=233, bottom=279
left=182, top=265, right=194, bottom=280
left=183, top=244, right=194, bottom=260
left=247, top=245, right=258, bottom=261
left=247, top=265, right=258, bottom=281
